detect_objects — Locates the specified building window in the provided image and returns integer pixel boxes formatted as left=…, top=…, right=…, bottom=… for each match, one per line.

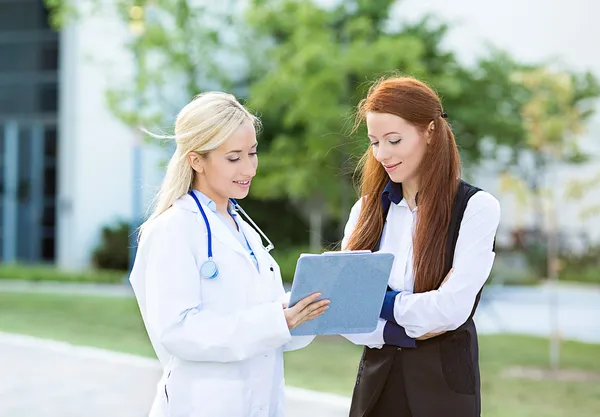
left=0, top=0, right=59, bottom=263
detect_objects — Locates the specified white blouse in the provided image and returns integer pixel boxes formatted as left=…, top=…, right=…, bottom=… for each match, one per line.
left=341, top=190, right=501, bottom=347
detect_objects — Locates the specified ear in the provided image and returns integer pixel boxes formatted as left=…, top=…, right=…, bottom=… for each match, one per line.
left=187, top=152, right=205, bottom=174
left=426, top=121, right=435, bottom=145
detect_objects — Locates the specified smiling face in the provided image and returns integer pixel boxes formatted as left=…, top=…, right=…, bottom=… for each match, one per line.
left=366, top=111, right=431, bottom=185
left=189, top=119, right=258, bottom=207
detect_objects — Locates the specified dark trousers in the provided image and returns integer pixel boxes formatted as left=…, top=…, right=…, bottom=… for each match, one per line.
left=350, top=323, right=481, bottom=417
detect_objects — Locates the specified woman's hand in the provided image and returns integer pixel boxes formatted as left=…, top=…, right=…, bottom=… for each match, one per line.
left=283, top=293, right=330, bottom=330
left=416, top=330, right=446, bottom=340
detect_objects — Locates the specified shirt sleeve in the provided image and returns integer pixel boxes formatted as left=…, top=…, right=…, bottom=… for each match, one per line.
left=341, top=318, right=385, bottom=348
left=392, top=191, right=501, bottom=338
left=341, top=198, right=363, bottom=250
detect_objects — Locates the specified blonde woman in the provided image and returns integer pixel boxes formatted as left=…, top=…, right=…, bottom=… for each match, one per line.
left=129, top=92, right=329, bottom=417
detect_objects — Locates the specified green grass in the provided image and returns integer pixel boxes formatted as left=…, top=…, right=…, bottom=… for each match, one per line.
left=286, top=334, right=600, bottom=417
left=1, top=291, right=599, bottom=417
left=0, top=263, right=126, bottom=284
left=1, top=258, right=596, bottom=286
left=561, top=266, right=600, bottom=284
left=0, top=291, right=154, bottom=357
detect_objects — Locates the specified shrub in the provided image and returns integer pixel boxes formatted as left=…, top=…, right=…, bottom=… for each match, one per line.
left=92, top=221, right=132, bottom=271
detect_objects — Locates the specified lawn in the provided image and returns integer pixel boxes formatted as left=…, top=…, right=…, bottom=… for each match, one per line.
left=1, top=292, right=599, bottom=417
left=0, top=263, right=126, bottom=284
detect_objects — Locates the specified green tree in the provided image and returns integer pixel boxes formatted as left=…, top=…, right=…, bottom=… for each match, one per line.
left=565, top=171, right=600, bottom=221
left=45, top=0, right=548, bottom=253
left=245, top=0, right=424, bottom=251
left=501, top=67, right=599, bottom=371
left=45, top=0, right=241, bottom=129
left=502, top=68, right=599, bottom=242
left=244, top=0, right=536, bottom=251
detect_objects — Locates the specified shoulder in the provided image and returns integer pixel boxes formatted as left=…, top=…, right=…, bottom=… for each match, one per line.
left=350, top=198, right=362, bottom=214
left=463, top=190, right=501, bottom=224
left=467, top=190, right=500, bottom=212
left=343, top=197, right=364, bottom=231
left=140, top=204, right=203, bottom=248
left=348, top=195, right=368, bottom=220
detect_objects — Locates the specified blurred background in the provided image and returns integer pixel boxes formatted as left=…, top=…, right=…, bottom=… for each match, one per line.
left=0, top=0, right=599, bottom=416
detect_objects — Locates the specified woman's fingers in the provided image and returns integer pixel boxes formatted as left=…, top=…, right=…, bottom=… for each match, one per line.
left=292, top=300, right=330, bottom=327
left=299, top=300, right=330, bottom=318
left=293, top=292, right=322, bottom=312
left=309, top=299, right=330, bottom=312
left=299, top=305, right=329, bottom=324
left=284, top=294, right=331, bottom=329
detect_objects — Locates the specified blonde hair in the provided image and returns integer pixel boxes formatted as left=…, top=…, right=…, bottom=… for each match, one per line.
left=140, top=91, right=260, bottom=234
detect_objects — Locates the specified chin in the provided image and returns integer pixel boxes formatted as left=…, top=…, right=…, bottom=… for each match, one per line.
left=231, top=188, right=251, bottom=200
left=387, top=172, right=407, bottom=183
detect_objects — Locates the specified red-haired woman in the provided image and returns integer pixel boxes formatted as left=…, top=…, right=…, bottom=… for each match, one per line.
left=341, top=76, right=501, bottom=417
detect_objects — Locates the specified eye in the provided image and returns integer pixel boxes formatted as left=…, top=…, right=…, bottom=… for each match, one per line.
left=389, top=139, right=402, bottom=145
left=369, top=142, right=379, bottom=147
left=249, top=152, right=258, bottom=156
left=228, top=158, right=240, bottom=163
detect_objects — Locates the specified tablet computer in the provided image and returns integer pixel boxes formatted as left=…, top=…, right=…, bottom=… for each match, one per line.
left=288, top=251, right=394, bottom=336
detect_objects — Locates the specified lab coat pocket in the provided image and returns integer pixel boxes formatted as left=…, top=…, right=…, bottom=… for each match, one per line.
left=191, top=379, right=248, bottom=417
left=270, top=261, right=281, bottom=281
left=164, top=370, right=172, bottom=403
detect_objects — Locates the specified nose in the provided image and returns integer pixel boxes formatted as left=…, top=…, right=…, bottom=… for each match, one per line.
left=373, top=142, right=392, bottom=163
left=243, top=156, right=257, bottom=178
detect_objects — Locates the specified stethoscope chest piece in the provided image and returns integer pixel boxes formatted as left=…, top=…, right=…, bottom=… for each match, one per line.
left=200, top=259, right=219, bottom=280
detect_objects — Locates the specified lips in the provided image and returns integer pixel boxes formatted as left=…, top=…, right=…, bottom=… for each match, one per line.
left=383, top=162, right=402, bottom=172
left=234, top=180, right=251, bottom=187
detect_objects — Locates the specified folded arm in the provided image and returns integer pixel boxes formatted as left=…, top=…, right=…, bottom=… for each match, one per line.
left=384, top=192, right=500, bottom=338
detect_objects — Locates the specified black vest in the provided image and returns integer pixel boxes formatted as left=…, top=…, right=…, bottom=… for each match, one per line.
left=349, top=180, right=489, bottom=417
left=379, top=179, right=489, bottom=331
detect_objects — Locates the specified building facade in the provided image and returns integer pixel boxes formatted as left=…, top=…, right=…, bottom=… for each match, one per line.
left=0, top=0, right=59, bottom=264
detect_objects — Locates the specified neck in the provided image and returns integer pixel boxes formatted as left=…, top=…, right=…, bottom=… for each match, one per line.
left=402, top=178, right=419, bottom=209
left=192, top=180, right=229, bottom=216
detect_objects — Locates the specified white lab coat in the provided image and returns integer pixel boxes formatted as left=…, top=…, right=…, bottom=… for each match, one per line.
left=129, top=194, right=314, bottom=417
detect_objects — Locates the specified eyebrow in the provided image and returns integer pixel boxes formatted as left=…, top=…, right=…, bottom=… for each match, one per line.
left=368, top=132, right=402, bottom=139
left=225, top=143, right=258, bottom=154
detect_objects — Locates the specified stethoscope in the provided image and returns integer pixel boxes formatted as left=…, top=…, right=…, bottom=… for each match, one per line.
left=188, top=191, right=275, bottom=280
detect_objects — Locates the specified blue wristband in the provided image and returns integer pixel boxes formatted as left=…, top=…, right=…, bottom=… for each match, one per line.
left=383, top=321, right=416, bottom=348
left=380, top=290, right=399, bottom=324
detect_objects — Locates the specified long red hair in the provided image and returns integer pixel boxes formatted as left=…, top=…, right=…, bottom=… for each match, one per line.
left=345, top=77, right=461, bottom=293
